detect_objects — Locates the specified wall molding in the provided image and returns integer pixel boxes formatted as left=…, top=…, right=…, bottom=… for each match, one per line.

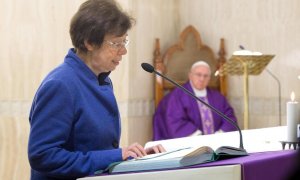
left=230, top=97, right=286, bottom=116
left=0, top=98, right=286, bottom=118
left=118, top=99, right=155, bottom=118
left=0, top=99, right=155, bottom=118
left=0, top=100, right=31, bottom=117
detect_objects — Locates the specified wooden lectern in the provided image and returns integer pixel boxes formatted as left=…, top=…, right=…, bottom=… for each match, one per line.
left=218, top=55, right=275, bottom=129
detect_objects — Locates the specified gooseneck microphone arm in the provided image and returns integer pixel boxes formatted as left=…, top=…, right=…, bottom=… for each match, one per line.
left=141, top=63, right=245, bottom=150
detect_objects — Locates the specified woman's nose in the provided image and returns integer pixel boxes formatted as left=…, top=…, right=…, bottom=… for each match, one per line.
left=118, top=46, right=127, bottom=55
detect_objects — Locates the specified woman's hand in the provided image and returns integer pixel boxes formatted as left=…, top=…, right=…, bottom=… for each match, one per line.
left=145, top=144, right=166, bottom=154
left=122, top=143, right=166, bottom=160
left=122, top=142, right=147, bottom=160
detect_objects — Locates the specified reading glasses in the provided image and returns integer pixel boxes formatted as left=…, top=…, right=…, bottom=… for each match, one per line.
left=104, top=39, right=129, bottom=50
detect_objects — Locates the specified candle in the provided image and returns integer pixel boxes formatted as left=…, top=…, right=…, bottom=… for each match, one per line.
left=287, top=92, right=299, bottom=142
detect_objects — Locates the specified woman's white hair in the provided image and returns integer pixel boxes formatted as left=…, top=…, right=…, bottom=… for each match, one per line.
left=190, top=61, right=211, bottom=74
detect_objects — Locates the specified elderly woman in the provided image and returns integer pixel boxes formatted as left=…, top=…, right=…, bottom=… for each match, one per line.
left=28, top=0, right=164, bottom=179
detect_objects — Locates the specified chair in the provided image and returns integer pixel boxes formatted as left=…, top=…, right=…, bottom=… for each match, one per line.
left=153, top=25, right=227, bottom=107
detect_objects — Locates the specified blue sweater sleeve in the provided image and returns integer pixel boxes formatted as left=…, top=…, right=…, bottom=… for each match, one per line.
left=28, top=80, right=122, bottom=178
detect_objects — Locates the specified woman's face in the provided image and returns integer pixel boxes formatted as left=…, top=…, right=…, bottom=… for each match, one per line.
left=85, top=34, right=128, bottom=74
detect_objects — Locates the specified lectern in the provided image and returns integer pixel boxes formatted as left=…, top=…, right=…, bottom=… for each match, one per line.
left=218, top=55, right=275, bottom=129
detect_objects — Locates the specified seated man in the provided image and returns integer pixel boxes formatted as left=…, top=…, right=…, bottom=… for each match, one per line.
left=153, top=61, right=237, bottom=140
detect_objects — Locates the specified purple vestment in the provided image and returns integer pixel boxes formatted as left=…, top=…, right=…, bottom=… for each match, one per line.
left=153, top=82, right=237, bottom=140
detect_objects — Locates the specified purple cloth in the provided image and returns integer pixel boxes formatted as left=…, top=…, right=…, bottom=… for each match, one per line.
left=153, top=82, right=237, bottom=140
left=192, top=150, right=298, bottom=180
left=93, top=150, right=298, bottom=180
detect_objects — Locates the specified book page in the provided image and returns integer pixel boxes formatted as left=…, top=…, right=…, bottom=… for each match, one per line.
left=136, top=147, right=195, bottom=161
left=135, top=146, right=214, bottom=161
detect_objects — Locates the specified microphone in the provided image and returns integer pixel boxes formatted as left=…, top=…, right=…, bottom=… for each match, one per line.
left=141, top=63, right=247, bottom=154
left=239, top=45, right=245, bottom=50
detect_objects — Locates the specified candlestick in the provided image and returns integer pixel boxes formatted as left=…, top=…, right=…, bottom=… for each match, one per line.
left=287, top=92, right=299, bottom=142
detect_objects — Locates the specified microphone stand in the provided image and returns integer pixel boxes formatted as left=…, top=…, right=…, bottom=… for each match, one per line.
left=142, top=63, right=247, bottom=154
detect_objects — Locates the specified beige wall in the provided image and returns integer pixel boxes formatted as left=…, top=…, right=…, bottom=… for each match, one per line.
left=1, top=0, right=300, bottom=179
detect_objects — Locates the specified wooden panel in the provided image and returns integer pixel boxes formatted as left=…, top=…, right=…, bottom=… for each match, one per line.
left=0, top=0, right=84, bottom=179
left=0, top=116, right=30, bottom=180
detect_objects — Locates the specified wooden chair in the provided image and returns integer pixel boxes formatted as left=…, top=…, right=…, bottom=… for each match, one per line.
left=153, top=25, right=227, bottom=107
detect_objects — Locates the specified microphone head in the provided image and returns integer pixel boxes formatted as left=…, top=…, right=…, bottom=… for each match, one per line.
left=141, top=63, right=154, bottom=73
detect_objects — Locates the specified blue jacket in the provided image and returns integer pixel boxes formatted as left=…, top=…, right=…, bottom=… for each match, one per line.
left=28, top=49, right=122, bottom=180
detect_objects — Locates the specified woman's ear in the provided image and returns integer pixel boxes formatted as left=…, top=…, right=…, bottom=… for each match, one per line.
left=84, top=40, right=94, bottom=51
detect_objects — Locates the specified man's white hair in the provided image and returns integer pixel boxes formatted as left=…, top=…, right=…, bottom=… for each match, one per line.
left=190, top=61, right=211, bottom=74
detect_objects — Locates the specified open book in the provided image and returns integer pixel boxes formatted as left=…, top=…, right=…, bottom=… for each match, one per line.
left=104, top=146, right=247, bottom=174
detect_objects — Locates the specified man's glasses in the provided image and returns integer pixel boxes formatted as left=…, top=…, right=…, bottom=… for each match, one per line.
left=192, top=73, right=210, bottom=79
left=104, top=39, right=129, bottom=50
